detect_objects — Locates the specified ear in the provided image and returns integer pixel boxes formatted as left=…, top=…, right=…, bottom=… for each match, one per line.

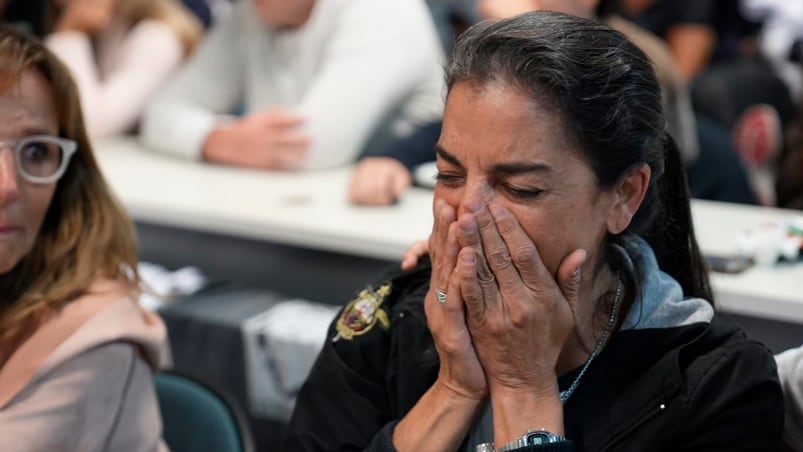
left=606, top=164, right=651, bottom=234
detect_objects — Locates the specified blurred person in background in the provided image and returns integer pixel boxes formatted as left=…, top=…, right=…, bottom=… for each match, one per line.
left=349, top=0, right=758, bottom=207
left=141, top=0, right=445, bottom=171
left=611, top=0, right=798, bottom=205
left=45, top=0, right=202, bottom=137
left=776, top=105, right=803, bottom=209
left=0, top=26, right=167, bottom=451
left=776, top=345, right=803, bottom=450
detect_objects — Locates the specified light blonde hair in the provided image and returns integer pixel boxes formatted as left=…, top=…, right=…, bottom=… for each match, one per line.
left=48, top=0, right=203, bottom=56
left=115, top=0, right=203, bottom=55
left=0, top=26, right=140, bottom=363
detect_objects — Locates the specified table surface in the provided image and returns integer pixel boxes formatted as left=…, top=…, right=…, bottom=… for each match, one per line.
left=95, top=136, right=803, bottom=323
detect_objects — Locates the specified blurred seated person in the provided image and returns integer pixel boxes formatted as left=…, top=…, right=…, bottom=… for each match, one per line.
left=776, top=345, right=803, bottom=450
left=141, top=0, right=444, bottom=170
left=612, top=0, right=797, bottom=171
left=44, top=0, right=202, bottom=138
left=776, top=103, right=803, bottom=209
left=0, top=27, right=167, bottom=450
left=605, top=0, right=720, bottom=80
left=286, top=12, right=783, bottom=451
left=742, top=0, right=803, bottom=103
left=350, top=0, right=757, bottom=206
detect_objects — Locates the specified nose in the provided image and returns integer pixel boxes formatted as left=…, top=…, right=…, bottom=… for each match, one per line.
left=0, top=149, right=20, bottom=206
left=439, top=176, right=496, bottom=214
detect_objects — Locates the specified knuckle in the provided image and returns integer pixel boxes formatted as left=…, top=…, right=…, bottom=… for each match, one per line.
left=462, top=286, right=483, bottom=306
left=489, top=248, right=512, bottom=269
left=508, top=305, right=533, bottom=327
left=477, top=265, right=496, bottom=285
left=511, top=244, right=537, bottom=267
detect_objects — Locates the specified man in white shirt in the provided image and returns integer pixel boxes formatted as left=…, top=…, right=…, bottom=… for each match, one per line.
left=141, top=0, right=445, bottom=170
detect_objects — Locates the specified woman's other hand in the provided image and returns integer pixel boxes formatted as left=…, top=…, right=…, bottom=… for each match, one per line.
left=392, top=199, right=486, bottom=451
left=425, top=199, right=487, bottom=401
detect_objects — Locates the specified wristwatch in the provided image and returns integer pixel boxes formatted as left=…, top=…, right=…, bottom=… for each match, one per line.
left=495, top=430, right=567, bottom=451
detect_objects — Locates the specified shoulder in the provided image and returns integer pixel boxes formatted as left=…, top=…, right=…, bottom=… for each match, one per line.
left=679, top=316, right=777, bottom=386
left=322, top=0, right=437, bottom=34
left=124, top=19, right=183, bottom=51
left=677, top=317, right=783, bottom=445
left=0, top=342, right=161, bottom=451
left=331, top=259, right=430, bottom=343
left=313, top=260, right=430, bottom=380
left=17, top=279, right=164, bottom=384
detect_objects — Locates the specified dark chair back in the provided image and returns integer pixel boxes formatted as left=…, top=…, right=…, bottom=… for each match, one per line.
left=155, top=371, right=255, bottom=452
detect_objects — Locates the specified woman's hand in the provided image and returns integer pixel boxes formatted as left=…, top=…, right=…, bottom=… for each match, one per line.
left=455, top=198, right=587, bottom=441
left=456, top=197, right=586, bottom=391
left=425, top=199, right=487, bottom=401
left=392, top=200, right=486, bottom=451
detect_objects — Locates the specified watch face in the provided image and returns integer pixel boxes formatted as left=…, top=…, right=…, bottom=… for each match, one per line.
left=526, top=431, right=557, bottom=445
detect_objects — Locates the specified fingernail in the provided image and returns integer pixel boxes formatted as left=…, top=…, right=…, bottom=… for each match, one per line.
left=461, top=252, right=476, bottom=265
left=459, top=219, right=476, bottom=234
left=578, top=249, right=588, bottom=265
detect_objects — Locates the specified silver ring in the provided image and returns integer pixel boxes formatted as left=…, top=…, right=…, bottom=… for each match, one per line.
left=435, top=289, right=447, bottom=304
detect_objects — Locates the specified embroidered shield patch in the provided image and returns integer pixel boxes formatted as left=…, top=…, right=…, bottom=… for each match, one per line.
left=335, top=283, right=392, bottom=341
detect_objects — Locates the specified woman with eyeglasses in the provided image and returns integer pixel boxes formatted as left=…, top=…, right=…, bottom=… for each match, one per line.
left=0, top=27, right=168, bottom=451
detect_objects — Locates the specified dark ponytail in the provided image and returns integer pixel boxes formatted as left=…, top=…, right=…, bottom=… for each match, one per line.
left=641, top=133, right=713, bottom=303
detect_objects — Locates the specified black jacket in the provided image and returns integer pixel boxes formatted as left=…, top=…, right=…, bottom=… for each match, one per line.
left=284, top=261, right=783, bottom=451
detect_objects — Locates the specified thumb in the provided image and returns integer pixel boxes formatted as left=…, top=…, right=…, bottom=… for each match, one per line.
left=558, top=248, right=587, bottom=311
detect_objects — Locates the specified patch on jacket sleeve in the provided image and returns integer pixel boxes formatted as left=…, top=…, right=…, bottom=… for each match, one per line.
left=334, top=283, right=392, bottom=341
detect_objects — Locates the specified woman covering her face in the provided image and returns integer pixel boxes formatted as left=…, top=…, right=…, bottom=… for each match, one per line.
left=0, top=27, right=167, bottom=451
left=285, top=12, right=783, bottom=452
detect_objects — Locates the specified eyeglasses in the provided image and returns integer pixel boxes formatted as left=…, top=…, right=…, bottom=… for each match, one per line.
left=0, top=135, right=77, bottom=184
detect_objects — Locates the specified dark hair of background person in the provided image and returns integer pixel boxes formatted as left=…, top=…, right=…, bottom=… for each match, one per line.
left=0, top=25, right=139, bottom=357
left=443, top=12, right=713, bottom=309
left=1, top=0, right=47, bottom=36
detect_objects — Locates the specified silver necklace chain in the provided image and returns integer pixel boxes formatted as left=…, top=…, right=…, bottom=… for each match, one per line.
left=559, top=277, right=623, bottom=403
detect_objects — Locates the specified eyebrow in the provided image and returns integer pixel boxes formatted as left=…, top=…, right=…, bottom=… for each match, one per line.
left=434, top=144, right=462, bottom=168
left=434, top=144, right=552, bottom=175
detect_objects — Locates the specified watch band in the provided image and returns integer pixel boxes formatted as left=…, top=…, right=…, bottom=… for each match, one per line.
left=495, top=430, right=567, bottom=452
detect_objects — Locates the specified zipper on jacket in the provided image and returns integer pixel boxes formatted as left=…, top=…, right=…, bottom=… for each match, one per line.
left=599, top=393, right=680, bottom=451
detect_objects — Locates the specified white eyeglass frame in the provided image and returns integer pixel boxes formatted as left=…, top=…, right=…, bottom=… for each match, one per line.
left=0, top=135, right=77, bottom=184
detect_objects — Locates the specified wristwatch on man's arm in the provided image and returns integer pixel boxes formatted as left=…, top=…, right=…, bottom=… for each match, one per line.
left=476, top=430, right=572, bottom=452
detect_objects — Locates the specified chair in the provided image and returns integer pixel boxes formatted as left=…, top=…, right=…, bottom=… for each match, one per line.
left=155, top=371, right=255, bottom=452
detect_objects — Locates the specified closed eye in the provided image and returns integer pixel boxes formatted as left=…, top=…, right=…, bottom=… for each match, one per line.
left=502, top=184, right=544, bottom=200
left=434, top=172, right=464, bottom=188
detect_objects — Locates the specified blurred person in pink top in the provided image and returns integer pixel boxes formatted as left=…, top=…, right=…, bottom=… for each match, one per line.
left=45, top=0, right=202, bottom=137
